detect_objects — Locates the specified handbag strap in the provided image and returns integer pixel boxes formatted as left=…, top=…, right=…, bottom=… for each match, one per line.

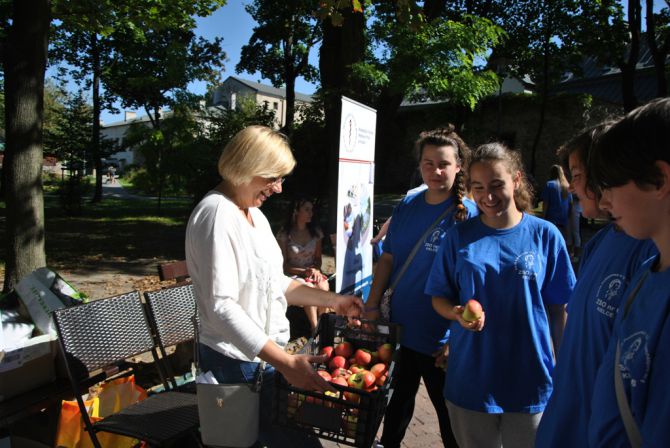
left=388, top=204, right=454, bottom=292
left=613, top=269, right=649, bottom=448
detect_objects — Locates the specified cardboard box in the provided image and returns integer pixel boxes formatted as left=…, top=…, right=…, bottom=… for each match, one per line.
left=0, top=334, right=56, bottom=402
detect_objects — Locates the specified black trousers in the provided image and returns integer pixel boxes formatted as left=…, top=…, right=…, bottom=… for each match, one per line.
left=380, top=346, right=458, bottom=448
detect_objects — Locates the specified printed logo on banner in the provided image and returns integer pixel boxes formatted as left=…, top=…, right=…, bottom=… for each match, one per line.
left=341, top=114, right=358, bottom=152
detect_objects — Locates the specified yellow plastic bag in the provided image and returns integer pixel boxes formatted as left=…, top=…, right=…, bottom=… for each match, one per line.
left=55, top=375, right=147, bottom=448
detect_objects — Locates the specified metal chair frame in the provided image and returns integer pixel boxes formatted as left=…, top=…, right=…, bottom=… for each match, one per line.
left=52, top=291, right=200, bottom=448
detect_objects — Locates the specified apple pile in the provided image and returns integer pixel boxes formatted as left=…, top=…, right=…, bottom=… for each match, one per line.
left=316, top=340, right=394, bottom=403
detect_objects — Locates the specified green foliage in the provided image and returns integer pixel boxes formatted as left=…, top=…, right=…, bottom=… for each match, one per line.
left=186, top=97, right=277, bottom=201
left=362, top=5, right=505, bottom=109
left=44, top=90, right=93, bottom=164
left=104, top=25, right=225, bottom=114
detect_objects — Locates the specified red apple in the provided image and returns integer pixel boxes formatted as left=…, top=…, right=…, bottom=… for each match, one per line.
left=319, top=346, right=334, bottom=359
left=317, top=370, right=332, bottom=382
left=370, top=363, right=387, bottom=379
left=354, top=348, right=372, bottom=367
left=329, top=355, right=347, bottom=371
left=331, top=367, right=351, bottom=379
left=377, top=343, right=393, bottom=364
left=335, top=341, right=354, bottom=358
left=375, top=373, right=387, bottom=387
left=462, top=299, right=483, bottom=322
left=349, top=364, right=364, bottom=374
left=361, top=370, right=376, bottom=388
left=330, top=376, right=348, bottom=387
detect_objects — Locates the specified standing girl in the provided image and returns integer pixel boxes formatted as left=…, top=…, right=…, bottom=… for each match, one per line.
left=587, top=98, right=670, bottom=447
left=364, top=126, right=477, bottom=448
left=427, top=143, right=575, bottom=448
left=541, top=164, right=572, bottom=239
left=277, top=197, right=330, bottom=335
left=535, top=123, right=657, bottom=448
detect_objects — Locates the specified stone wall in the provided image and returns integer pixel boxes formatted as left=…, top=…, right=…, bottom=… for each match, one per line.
left=375, top=93, right=620, bottom=194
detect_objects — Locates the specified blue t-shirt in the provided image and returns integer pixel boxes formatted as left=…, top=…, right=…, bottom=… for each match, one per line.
left=425, top=214, right=576, bottom=413
left=542, top=180, right=571, bottom=227
left=588, top=256, right=670, bottom=448
left=536, top=224, right=657, bottom=448
left=383, top=193, right=477, bottom=356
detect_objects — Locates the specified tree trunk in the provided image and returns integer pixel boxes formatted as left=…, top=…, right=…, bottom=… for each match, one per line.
left=529, top=9, right=552, bottom=177
left=282, top=30, right=296, bottom=136
left=645, top=0, right=668, bottom=97
left=319, top=6, right=366, bottom=234
left=2, top=0, right=50, bottom=292
left=91, top=32, right=104, bottom=202
left=373, top=0, right=446, bottom=191
left=621, top=0, right=641, bottom=113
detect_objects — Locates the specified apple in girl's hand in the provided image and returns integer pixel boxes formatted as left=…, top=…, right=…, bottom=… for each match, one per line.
left=329, top=355, right=347, bottom=371
left=370, top=363, right=387, bottom=379
left=377, top=343, right=393, bottom=364
left=319, top=346, right=334, bottom=359
left=354, top=348, right=372, bottom=367
left=462, top=299, right=483, bottom=322
left=335, top=341, right=354, bottom=358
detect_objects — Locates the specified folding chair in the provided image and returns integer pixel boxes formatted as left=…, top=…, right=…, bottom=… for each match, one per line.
left=157, top=260, right=190, bottom=285
left=144, top=283, right=198, bottom=390
left=52, top=291, right=200, bottom=448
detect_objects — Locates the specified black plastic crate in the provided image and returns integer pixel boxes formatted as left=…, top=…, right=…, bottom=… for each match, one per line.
left=274, top=314, right=402, bottom=448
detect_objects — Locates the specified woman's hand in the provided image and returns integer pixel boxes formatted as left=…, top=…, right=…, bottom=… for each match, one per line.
left=279, top=354, right=335, bottom=392
left=453, top=305, right=485, bottom=331
left=331, top=294, right=364, bottom=319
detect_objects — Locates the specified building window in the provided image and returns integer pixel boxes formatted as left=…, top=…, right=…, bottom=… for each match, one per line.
left=273, top=102, right=278, bottom=110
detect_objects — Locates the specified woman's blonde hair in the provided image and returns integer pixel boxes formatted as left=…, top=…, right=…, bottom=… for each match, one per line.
left=549, top=164, right=570, bottom=200
left=218, top=125, right=296, bottom=185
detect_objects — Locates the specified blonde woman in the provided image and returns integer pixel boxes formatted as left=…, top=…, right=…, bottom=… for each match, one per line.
left=541, top=164, right=572, bottom=238
left=186, top=125, right=363, bottom=447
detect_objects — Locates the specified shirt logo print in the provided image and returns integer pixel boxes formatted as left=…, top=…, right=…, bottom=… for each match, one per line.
left=619, top=331, right=651, bottom=387
left=424, top=228, right=444, bottom=253
left=515, top=251, right=538, bottom=280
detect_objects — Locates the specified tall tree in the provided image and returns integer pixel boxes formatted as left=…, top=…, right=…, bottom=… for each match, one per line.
left=51, top=0, right=227, bottom=202
left=44, top=91, right=93, bottom=167
left=319, top=1, right=367, bottom=233
left=645, top=0, right=670, bottom=97
left=236, top=0, right=321, bottom=136
left=364, top=0, right=504, bottom=185
left=573, top=0, right=641, bottom=112
left=1, top=0, right=50, bottom=291
left=104, top=23, right=225, bottom=211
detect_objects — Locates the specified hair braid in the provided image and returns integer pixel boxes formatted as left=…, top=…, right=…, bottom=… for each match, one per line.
left=454, top=170, right=468, bottom=221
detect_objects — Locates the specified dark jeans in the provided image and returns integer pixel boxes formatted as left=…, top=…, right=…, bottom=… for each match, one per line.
left=380, top=346, right=458, bottom=448
left=198, top=343, right=321, bottom=448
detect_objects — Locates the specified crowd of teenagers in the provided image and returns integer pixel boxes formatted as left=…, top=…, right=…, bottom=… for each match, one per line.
left=185, top=97, right=669, bottom=447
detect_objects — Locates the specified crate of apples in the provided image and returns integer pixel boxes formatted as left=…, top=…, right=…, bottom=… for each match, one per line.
left=274, top=314, right=401, bottom=448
